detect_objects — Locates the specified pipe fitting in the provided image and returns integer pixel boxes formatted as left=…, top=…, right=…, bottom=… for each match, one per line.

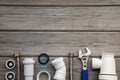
left=22, top=58, right=35, bottom=80
left=36, top=71, right=51, bottom=80
left=52, top=57, right=66, bottom=80
left=5, top=71, right=15, bottom=80
left=92, top=58, right=102, bottom=69
left=92, top=53, right=118, bottom=80
left=6, top=59, right=15, bottom=70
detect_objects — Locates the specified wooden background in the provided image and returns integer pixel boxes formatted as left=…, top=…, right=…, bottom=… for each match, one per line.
left=0, top=0, right=120, bottom=80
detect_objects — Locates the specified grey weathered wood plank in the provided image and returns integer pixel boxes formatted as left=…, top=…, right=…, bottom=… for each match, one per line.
left=0, top=0, right=120, bottom=6
left=1, top=6, right=120, bottom=31
left=0, top=32, right=120, bottom=56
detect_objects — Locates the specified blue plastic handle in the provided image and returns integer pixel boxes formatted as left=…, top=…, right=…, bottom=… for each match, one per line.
left=81, top=69, right=88, bottom=80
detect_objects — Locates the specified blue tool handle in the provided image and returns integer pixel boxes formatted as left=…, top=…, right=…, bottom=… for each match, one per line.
left=81, top=69, right=88, bottom=80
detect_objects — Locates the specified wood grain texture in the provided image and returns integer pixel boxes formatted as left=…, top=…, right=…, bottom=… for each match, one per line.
left=0, top=2, right=120, bottom=80
left=0, top=0, right=120, bottom=6
left=0, top=32, right=120, bottom=56
left=1, top=6, right=120, bottom=31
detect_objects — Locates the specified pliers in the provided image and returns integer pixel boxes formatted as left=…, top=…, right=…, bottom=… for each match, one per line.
left=78, top=47, right=92, bottom=80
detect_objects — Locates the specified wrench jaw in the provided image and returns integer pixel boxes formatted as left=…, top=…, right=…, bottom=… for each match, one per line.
left=78, top=49, right=82, bottom=59
left=78, top=48, right=92, bottom=70
left=78, top=48, right=91, bottom=59
left=85, top=47, right=91, bottom=56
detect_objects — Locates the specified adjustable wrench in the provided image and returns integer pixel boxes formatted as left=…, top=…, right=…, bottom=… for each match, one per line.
left=78, top=48, right=91, bottom=80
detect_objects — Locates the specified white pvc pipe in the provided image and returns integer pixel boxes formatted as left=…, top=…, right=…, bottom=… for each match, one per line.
left=100, top=53, right=116, bottom=74
left=22, top=58, right=35, bottom=80
left=52, top=57, right=66, bottom=80
left=92, top=53, right=118, bottom=80
left=92, top=58, right=102, bottom=69
left=36, top=71, right=51, bottom=80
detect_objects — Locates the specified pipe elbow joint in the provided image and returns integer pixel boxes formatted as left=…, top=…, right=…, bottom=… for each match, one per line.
left=52, top=57, right=66, bottom=80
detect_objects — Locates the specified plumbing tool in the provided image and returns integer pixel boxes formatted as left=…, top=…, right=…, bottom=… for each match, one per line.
left=92, top=53, right=118, bottom=80
left=14, top=53, right=20, bottom=80
left=78, top=47, right=91, bottom=80
left=36, top=71, right=51, bottom=80
left=5, top=71, right=15, bottom=80
left=69, top=53, right=73, bottom=80
left=23, top=58, right=35, bottom=80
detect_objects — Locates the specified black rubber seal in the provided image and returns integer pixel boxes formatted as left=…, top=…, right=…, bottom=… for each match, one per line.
left=38, top=53, right=49, bottom=65
left=7, top=61, right=14, bottom=68
left=7, top=72, right=14, bottom=80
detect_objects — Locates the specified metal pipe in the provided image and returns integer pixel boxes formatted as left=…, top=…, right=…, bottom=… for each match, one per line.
left=0, top=54, right=69, bottom=57
left=69, top=53, right=74, bottom=80
left=14, top=53, right=20, bottom=80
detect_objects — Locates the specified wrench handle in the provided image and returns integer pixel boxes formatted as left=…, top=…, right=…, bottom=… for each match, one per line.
left=81, top=69, right=88, bottom=80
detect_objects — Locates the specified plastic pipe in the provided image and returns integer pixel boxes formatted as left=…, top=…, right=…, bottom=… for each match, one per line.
left=52, top=57, right=66, bottom=80
left=92, top=53, right=118, bottom=80
left=92, top=58, right=102, bottom=69
left=22, top=58, right=35, bottom=80
left=14, top=53, right=20, bottom=80
left=69, top=53, right=73, bottom=80
left=36, top=71, right=51, bottom=80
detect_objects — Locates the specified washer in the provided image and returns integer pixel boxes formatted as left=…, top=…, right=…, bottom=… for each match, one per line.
left=5, top=71, right=15, bottom=80
left=38, top=53, right=49, bottom=65
left=6, top=59, right=15, bottom=70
